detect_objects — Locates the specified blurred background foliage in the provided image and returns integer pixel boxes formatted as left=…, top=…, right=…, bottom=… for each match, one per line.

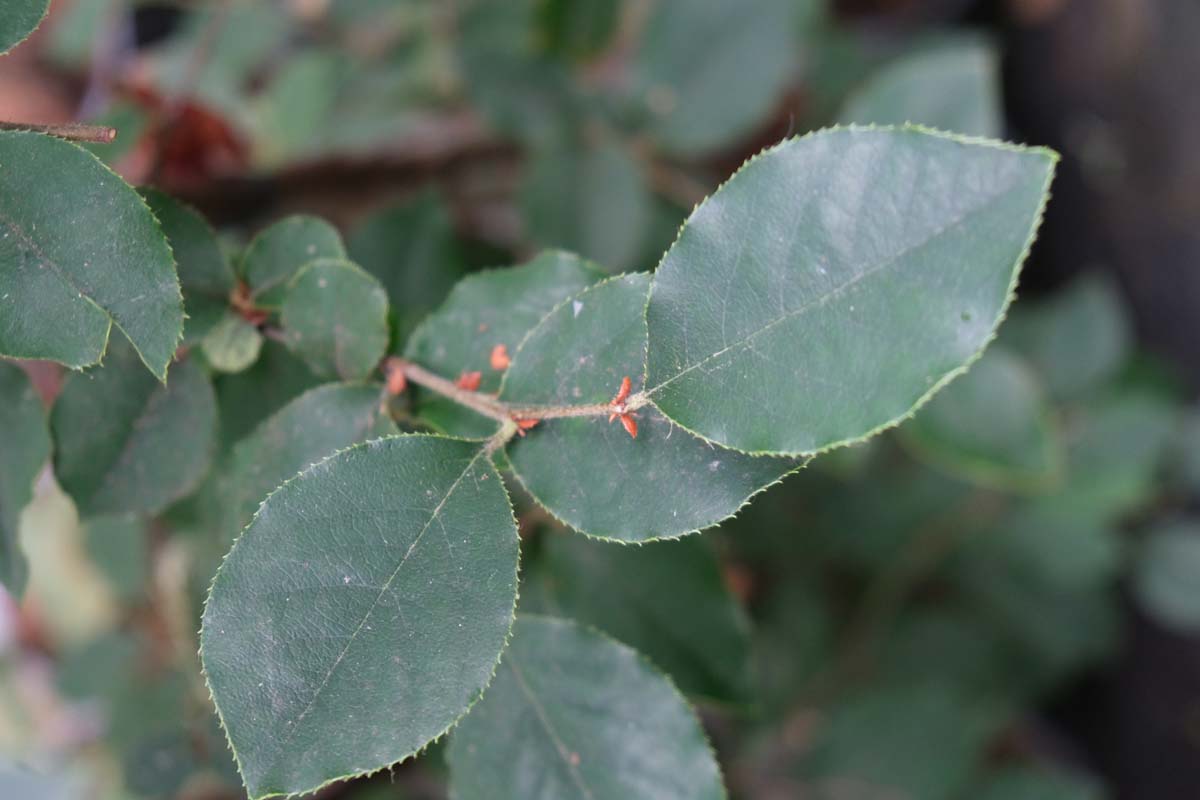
left=2, top=0, right=1199, bottom=798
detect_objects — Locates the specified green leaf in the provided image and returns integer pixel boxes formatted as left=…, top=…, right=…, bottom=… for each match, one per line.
left=447, top=615, right=724, bottom=800
left=202, top=435, right=519, bottom=800
left=801, top=683, right=1001, bottom=800
left=631, top=0, right=797, bottom=155
left=0, top=131, right=183, bottom=379
left=456, top=0, right=576, bottom=145
left=898, top=347, right=1062, bottom=491
left=404, top=251, right=603, bottom=438
left=1000, top=274, right=1132, bottom=402
left=1133, top=521, right=1200, bottom=633
left=839, top=38, right=1003, bottom=138
left=51, top=341, right=216, bottom=517
left=973, top=767, right=1103, bottom=800
left=280, top=258, right=389, bottom=380
left=521, top=141, right=651, bottom=273
left=0, top=0, right=49, bottom=54
left=140, top=188, right=233, bottom=345
left=239, top=215, right=347, bottom=308
left=0, top=361, right=50, bottom=595
left=502, top=274, right=801, bottom=541
left=522, top=532, right=753, bottom=703
left=201, top=312, right=264, bottom=373
left=539, top=0, right=620, bottom=58
left=220, top=383, right=397, bottom=539
left=644, top=126, right=1057, bottom=455
left=215, top=340, right=322, bottom=449
left=348, top=190, right=466, bottom=341
left=82, top=514, right=147, bottom=604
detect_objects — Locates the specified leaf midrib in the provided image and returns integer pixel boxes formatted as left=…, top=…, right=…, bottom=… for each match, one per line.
left=648, top=174, right=1032, bottom=398
left=258, top=444, right=489, bottom=783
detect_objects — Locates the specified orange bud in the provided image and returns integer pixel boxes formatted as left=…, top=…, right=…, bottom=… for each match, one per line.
left=456, top=371, right=482, bottom=391
left=514, top=418, right=539, bottom=437
left=384, top=359, right=407, bottom=395
left=611, top=375, right=632, bottom=406
left=619, top=414, right=638, bottom=439
left=490, top=344, right=511, bottom=371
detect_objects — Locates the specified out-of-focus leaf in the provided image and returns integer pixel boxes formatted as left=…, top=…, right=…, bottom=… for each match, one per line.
left=253, top=50, right=345, bottom=168
left=839, top=37, right=1002, bottom=138
left=973, top=767, right=1104, bottom=800
left=447, top=615, right=725, bottom=800
left=404, top=251, right=603, bottom=437
left=348, top=190, right=467, bottom=342
left=140, top=189, right=234, bottom=344
left=899, top=347, right=1063, bottom=491
left=1133, top=521, right=1200, bottom=633
left=201, top=312, right=263, bottom=373
left=1001, top=274, right=1133, bottom=402
left=214, top=340, right=322, bottom=449
left=503, top=274, right=801, bottom=541
left=52, top=342, right=216, bottom=517
left=0, top=362, right=49, bottom=595
left=82, top=514, right=147, bottom=604
left=801, top=683, right=1002, bottom=800
left=522, top=532, right=753, bottom=703
left=630, top=0, right=797, bottom=155
left=540, top=0, right=620, bottom=58
left=457, top=0, right=576, bottom=144
left=521, top=140, right=650, bottom=273
left=279, top=259, right=389, bottom=380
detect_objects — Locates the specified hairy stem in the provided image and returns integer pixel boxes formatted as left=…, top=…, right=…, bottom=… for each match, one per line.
left=395, top=360, right=649, bottom=424
left=0, top=121, right=117, bottom=144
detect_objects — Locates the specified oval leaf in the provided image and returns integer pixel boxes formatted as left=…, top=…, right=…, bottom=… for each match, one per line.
left=899, top=347, right=1062, bottom=491
left=447, top=615, right=725, bottom=800
left=239, top=215, right=346, bottom=308
left=404, top=251, right=603, bottom=438
left=522, top=532, right=753, bottom=703
left=502, top=274, right=800, bottom=541
left=202, top=435, right=519, bottom=800
left=201, top=312, right=263, bottom=374
left=0, top=362, right=50, bottom=595
left=0, top=131, right=183, bottom=378
left=280, top=258, right=389, bottom=380
left=645, top=126, right=1057, bottom=455
left=221, top=382, right=397, bottom=539
left=52, top=341, right=216, bottom=517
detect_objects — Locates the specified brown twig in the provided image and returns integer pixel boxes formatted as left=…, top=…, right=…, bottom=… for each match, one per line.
left=0, top=121, right=117, bottom=144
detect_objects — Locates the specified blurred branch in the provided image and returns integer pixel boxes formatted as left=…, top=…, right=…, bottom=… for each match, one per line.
left=0, top=121, right=117, bottom=143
